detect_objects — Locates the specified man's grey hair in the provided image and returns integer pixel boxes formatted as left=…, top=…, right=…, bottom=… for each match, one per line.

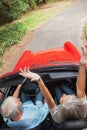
left=60, top=95, right=87, bottom=121
left=0, top=96, right=21, bottom=119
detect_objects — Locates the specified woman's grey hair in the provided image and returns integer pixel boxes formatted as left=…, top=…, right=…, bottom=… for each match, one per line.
left=0, top=96, right=21, bottom=119
left=60, top=95, right=87, bottom=121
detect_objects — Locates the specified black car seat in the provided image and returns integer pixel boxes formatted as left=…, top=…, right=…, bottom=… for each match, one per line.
left=0, top=120, right=46, bottom=130
left=0, top=121, right=44, bottom=130
left=51, top=119, right=87, bottom=130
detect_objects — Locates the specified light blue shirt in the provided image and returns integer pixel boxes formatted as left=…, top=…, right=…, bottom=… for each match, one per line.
left=4, top=101, right=49, bottom=130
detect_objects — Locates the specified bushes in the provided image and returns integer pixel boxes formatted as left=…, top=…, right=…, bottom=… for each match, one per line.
left=0, top=0, right=29, bottom=22
left=0, top=0, right=54, bottom=23
left=0, top=22, right=27, bottom=56
left=24, top=0, right=47, bottom=9
left=26, top=0, right=36, bottom=9
left=36, top=0, right=47, bottom=5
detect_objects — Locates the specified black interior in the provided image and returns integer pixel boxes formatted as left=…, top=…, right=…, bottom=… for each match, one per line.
left=0, top=67, right=87, bottom=130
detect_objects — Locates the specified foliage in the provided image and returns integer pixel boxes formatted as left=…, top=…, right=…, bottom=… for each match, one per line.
left=27, top=0, right=36, bottom=9
left=0, top=0, right=61, bottom=23
left=0, top=23, right=27, bottom=56
left=24, top=0, right=48, bottom=9
left=0, top=0, right=29, bottom=21
left=0, top=61, right=2, bottom=66
left=36, top=0, right=47, bottom=4
left=86, top=26, right=87, bottom=37
left=0, top=3, right=59, bottom=56
left=0, top=0, right=75, bottom=57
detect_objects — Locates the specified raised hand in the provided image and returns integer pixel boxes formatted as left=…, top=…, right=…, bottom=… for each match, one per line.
left=19, top=67, right=40, bottom=82
left=80, top=45, right=87, bottom=65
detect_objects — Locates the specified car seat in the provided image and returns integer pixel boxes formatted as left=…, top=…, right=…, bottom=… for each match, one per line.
left=51, top=119, right=87, bottom=130
left=0, top=121, right=44, bottom=130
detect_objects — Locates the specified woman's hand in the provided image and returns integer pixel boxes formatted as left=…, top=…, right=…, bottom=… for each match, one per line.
left=80, top=45, right=87, bottom=65
left=19, top=67, right=40, bottom=82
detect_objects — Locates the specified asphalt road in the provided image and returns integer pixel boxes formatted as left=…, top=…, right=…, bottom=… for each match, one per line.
left=28, top=0, right=87, bottom=52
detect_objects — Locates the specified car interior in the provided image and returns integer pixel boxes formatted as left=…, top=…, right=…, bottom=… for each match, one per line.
left=0, top=67, right=87, bottom=130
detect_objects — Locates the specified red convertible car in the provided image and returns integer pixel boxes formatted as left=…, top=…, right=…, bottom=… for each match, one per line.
left=0, top=41, right=87, bottom=130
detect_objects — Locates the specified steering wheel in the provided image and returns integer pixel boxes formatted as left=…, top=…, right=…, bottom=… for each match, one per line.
left=21, top=78, right=40, bottom=97
left=0, top=89, right=5, bottom=105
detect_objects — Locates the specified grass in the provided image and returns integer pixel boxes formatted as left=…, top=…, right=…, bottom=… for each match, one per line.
left=0, top=61, right=2, bottom=67
left=86, top=26, right=87, bottom=38
left=0, top=0, right=76, bottom=57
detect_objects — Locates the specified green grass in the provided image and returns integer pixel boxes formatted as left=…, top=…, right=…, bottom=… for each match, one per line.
left=0, top=0, right=75, bottom=57
left=0, top=61, right=2, bottom=67
left=86, top=26, right=87, bottom=37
